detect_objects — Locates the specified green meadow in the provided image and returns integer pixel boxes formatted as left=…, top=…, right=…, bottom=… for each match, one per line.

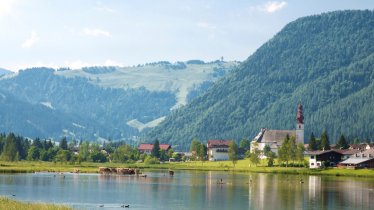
left=0, top=159, right=373, bottom=177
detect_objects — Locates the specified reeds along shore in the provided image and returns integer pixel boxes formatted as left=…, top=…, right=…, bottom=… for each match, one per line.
left=0, top=197, right=72, bottom=210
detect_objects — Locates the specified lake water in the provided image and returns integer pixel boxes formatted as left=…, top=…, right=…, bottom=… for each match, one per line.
left=0, top=170, right=373, bottom=210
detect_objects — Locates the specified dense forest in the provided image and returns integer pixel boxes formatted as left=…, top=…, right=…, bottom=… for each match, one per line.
left=146, top=10, right=374, bottom=150
left=0, top=61, right=236, bottom=141
left=0, top=68, right=175, bottom=140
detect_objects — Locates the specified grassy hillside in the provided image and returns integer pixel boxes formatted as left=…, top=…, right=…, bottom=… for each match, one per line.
left=147, top=10, right=374, bottom=150
left=0, top=61, right=237, bottom=141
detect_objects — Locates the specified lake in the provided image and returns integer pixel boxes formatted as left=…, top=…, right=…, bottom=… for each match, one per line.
left=0, top=170, right=373, bottom=210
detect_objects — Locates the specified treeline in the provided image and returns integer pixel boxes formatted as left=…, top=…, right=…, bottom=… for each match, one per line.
left=0, top=133, right=176, bottom=164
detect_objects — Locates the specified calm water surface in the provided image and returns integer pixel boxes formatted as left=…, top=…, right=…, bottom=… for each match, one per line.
left=0, top=170, right=373, bottom=210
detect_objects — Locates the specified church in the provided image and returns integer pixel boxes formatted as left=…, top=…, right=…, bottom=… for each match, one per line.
left=251, top=103, right=304, bottom=156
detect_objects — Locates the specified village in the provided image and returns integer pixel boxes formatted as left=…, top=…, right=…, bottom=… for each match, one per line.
left=136, top=102, right=374, bottom=170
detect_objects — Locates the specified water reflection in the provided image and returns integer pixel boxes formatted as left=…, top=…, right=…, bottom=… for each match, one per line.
left=0, top=171, right=372, bottom=210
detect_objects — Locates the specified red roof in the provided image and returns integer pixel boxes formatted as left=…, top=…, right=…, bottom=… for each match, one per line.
left=160, top=144, right=171, bottom=150
left=138, top=143, right=171, bottom=151
left=207, top=140, right=231, bottom=148
left=138, top=144, right=153, bottom=150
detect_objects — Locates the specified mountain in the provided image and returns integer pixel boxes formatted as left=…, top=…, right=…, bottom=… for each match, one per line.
left=0, top=61, right=238, bottom=141
left=0, top=68, right=12, bottom=76
left=146, top=10, right=374, bottom=150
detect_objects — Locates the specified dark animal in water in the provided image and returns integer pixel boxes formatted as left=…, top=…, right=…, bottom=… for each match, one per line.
left=169, top=170, right=174, bottom=176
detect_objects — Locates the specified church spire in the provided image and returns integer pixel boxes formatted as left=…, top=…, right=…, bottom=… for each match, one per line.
left=296, top=102, right=304, bottom=124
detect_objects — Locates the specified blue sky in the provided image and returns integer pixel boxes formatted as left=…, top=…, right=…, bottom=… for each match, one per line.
left=0, top=0, right=373, bottom=71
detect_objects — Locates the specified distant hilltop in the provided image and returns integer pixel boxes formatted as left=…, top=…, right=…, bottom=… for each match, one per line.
left=0, top=60, right=239, bottom=141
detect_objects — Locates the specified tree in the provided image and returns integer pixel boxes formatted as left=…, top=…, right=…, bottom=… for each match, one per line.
left=296, top=143, right=305, bottom=163
left=59, top=137, right=68, bottom=150
left=79, top=141, right=90, bottom=161
left=1, top=133, right=18, bottom=161
left=353, top=138, right=360, bottom=144
left=239, top=139, right=250, bottom=149
left=308, top=132, right=318, bottom=151
left=151, top=139, right=160, bottom=158
left=27, top=146, right=40, bottom=161
left=197, top=143, right=207, bottom=163
left=249, top=149, right=260, bottom=167
left=336, top=134, right=349, bottom=149
left=320, top=131, right=331, bottom=150
left=33, top=138, right=43, bottom=149
left=55, top=150, right=71, bottom=163
left=112, top=144, right=137, bottom=163
left=278, top=135, right=291, bottom=166
left=228, top=141, right=238, bottom=167
left=263, top=144, right=271, bottom=157
left=289, top=136, right=297, bottom=163
left=190, top=139, right=200, bottom=153
left=267, top=151, right=276, bottom=167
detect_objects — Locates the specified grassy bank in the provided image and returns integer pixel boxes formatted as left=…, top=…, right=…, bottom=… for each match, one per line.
left=0, top=160, right=373, bottom=177
left=0, top=197, right=71, bottom=210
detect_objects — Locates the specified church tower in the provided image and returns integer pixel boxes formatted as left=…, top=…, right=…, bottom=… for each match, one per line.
left=296, top=102, right=304, bottom=144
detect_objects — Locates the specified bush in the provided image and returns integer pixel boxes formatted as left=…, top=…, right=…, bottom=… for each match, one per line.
left=144, top=156, right=160, bottom=164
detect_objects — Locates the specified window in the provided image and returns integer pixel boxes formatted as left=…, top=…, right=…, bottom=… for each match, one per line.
left=311, top=156, right=315, bottom=159
left=311, top=163, right=314, bottom=166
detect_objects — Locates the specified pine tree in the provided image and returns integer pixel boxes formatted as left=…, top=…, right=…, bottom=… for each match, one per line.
left=2, top=133, right=18, bottom=161
left=308, top=132, right=318, bottom=151
left=59, top=137, right=68, bottom=150
left=320, top=130, right=331, bottom=150
left=336, top=134, right=349, bottom=149
left=228, top=141, right=238, bottom=168
left=151, top=139, right=160, bottom=158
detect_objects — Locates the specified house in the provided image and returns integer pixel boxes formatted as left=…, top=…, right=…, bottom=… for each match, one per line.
left=337, top=149, right=374, bottom=169
left=305, top=150, right=343, bottom=168
left=251, top=102, right=304, bottom=155
left=138, top=143, right=171, bottom=154
left=207, top=140, right=231, bottom=161
left=334, top=149, right=360, bottom=161
left=349, top=143, right=369, bottom=151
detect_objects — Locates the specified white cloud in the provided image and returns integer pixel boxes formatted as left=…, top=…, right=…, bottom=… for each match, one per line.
left=83, top=28, right=111, bottom=37
left=0, top=0, right=18, bottom=17
left=22, top=30, right=40, bottom=48
left=264, top=1, right=287, bottom=13
left=251, top=1, right=287, bottom=13
left=196, top=21, right=217, bottom=30
left=64, top=60, right=90, bottom=70
left=104, top=59, right=123, bottom=66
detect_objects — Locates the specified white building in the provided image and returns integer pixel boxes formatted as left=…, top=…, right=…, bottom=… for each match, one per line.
left=207, top=140, right=231, bottom=161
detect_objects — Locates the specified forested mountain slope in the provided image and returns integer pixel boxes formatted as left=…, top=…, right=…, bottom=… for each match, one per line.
left=0, top=61, right=237, bottom=141
left=147, top=10, right=374, bottom=150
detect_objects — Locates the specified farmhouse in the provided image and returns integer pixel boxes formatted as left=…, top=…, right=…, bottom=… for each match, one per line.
left=138, top=143, right=171, bottom=154
left=251, top=102, right=304, bottom=155
left=207, top=140, right=231, bottom=161
left=305, top=150, right=343, bottom=168
left=338, top=149, right=374, bottom=169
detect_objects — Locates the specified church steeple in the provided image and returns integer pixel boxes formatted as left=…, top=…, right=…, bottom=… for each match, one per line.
left=296, top=102, right=304, bottom=124
left=296, top=102, right=304, bottom=144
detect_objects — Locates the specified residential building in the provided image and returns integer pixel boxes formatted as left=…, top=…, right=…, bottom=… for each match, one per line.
left=338, top=149, right=374, bottom=169
left=305, top=150, right=343, bottom=168
left=207, top=140, right=231, bottom=161
left=138, top=143, right=171, bottom=154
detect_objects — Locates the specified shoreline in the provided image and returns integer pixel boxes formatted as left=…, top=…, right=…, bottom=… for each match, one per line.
left=0, top=160, right=373, bottom=178
left=0, top=197, right=71, bottom=210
